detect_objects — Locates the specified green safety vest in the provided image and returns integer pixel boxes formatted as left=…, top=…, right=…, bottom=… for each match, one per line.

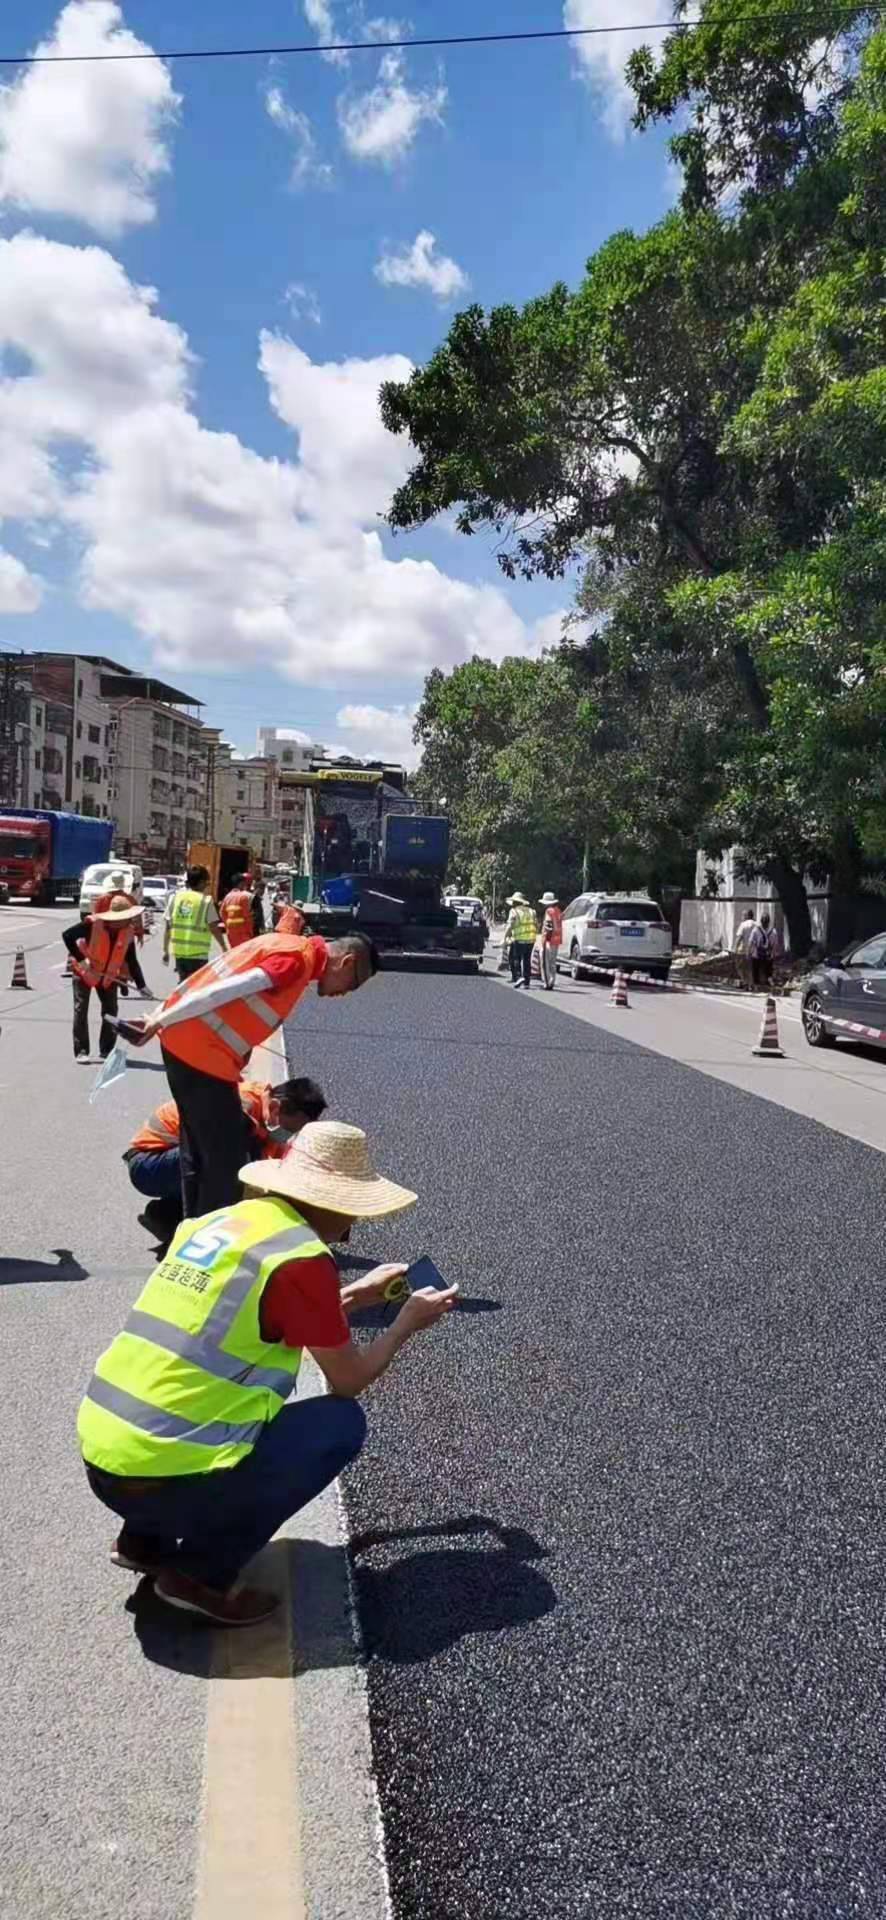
left=169, top=888, right=212, bottom=959
left=77, top=1198, right=327, bottom=1477
left=510, top=906, right=537, bottom=942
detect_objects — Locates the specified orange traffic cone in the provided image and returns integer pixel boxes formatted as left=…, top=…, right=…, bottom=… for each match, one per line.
left=10, top=945, right=31, bottom=990
left=753, top=994, right=784, bottom=1058
left=610, top=968, right=630, bottom=1008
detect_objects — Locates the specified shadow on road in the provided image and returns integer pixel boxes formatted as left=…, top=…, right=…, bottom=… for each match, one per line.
left=127, top=1516, right=555, bottom=1674
left=0, top=1248, right=89, bottom=1287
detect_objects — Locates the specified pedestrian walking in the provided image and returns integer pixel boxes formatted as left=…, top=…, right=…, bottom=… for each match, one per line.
left=505, top=893, right=537, bottom=989
left=123, top=911, right=379, bottom=1217
left=78, top=1120, right=457, bottom=1627
left=758, top=911, right=781, bottom=987
left=124, top=1075, right=327, bottom=1254
left=220, top=873, right=256, bottom=948
left=163, top=865, right=227, bottom=981
left=63, top=892, right=143, bottom=1061
left=733, top=908, right=759, bottom=990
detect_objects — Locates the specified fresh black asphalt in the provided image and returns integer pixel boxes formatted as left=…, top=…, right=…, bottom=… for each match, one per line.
left=287, top=967, right=886, bottom=1920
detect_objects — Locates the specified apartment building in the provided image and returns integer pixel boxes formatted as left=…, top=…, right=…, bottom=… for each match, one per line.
left=10, top=653, right=114, bottom=818
left=104, top=669, right=209, bottom=864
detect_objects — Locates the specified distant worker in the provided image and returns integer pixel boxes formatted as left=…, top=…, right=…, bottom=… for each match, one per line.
left=505, top=892, right=537, bottom=990
left=221, top=873, right=256, bottom=948
left=251, top=877, right=266, bottom=937
left=63, top=891, right=144, bottom=1061
left=77, top=1121, right=457, bottom=1627
left=733, top=908, right=759, bottom=991
left=163, top=865, right=227, bottom=981
left=124, top=1075, right=327, bottom=1254
left=93, top=874, right=153, bottom=999
left=759, top=911, right=781, bottom=987
left=122, top=911, right=379, bottom=1217
left=537, top=890, right=563, bottom=991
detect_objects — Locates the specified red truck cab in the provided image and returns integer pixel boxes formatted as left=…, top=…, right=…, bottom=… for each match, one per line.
left=0, top=815, right=51, bottom=903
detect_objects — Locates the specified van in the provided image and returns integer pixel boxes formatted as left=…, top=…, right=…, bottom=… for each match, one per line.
left=80, top=860, right=144, bottom=917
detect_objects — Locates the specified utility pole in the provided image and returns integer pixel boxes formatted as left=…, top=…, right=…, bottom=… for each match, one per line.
left=205, top=740, right=216, bottom=840
left=0, top=652, right=26, bottom=805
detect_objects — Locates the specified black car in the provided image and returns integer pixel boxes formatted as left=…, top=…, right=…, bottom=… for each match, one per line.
left=802, top=932, right=886, bottom=1049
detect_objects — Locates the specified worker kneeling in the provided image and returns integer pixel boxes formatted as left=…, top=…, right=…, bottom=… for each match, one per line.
left=78, top=1123, right=457, bottom=1628
left=123, top=1076, right=327, bottom=1256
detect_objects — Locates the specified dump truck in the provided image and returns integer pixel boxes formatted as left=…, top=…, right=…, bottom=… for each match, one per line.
left=283, top=767, right=484, bottom=968
left=0, top=808, right=113, bottom=906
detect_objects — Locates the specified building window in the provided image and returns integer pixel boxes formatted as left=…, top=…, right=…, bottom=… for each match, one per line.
left=88, top=723, right=101, bottom=744
left=75, top=761, right=81, bottom=779
left=77, top=678, right=83, bottom=699
left=34, top=707, right=42, bottom=727
left=76, top=720, right=82, bottom=739
left=34, top=750, right=41, bottom=770
left=282, top=749, right=293, bottom=765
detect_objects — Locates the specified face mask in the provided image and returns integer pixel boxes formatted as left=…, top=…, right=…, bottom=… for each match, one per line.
left=266, top=1123, right=292, bottom=1145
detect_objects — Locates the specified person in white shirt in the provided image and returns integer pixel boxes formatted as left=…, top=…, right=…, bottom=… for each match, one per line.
left=733, top=910, right=759, bottom=990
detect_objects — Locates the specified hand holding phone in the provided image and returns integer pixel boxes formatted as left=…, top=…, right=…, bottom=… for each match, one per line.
left=398, top=1256, right=458, bottom=1332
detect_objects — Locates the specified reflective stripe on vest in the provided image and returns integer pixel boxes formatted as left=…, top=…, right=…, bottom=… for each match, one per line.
left=71, top=922, right=132, bottom=991
left=77, top=1204, right=325, bottom=1477
left=159, top=934, right=318, bottom=1082
left=511, top=908, right=536, bottom=942
left=169, top=889, right=212, bottom=958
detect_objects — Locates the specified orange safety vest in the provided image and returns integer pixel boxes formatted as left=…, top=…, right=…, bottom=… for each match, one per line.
left=159, top=934, right=325, bottom=1083
left=221, top=888, right=254, bottom=947
left=542, top=905, right=563, bottom=945
left=72, top=920, right=134, bottom=991
left=127, top=1080, right=283, bottom=1157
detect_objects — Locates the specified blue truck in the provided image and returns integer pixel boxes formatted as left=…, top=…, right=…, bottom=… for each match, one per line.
left=0, top=808, right=114, bottom=906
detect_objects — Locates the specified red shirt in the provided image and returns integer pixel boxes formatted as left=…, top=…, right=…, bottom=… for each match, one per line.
left=259, top=1251, right=349, bottom=1350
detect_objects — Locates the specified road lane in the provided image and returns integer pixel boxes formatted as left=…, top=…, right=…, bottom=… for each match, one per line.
left=285, top=966, right=886, bottom=1920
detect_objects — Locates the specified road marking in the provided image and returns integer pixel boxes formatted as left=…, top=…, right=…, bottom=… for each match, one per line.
left=194, top=1542, right=305, bottom=1920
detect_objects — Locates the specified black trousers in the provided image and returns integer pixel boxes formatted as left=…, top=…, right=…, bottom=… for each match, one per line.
left=510, top=940, right=534, bottom=986
left=162, top=1049, right=253, bottom=1219
left=175, top=956, right=205, bottom=982
left=72, top=977, right=118, bottom=1058
left=127, top=946, right=147, bottom=991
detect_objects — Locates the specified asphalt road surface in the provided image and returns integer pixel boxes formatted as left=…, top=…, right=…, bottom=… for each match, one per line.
left=286, top=968, right=886, bottom=1920
left=3, top=916, right=886, bottom=1920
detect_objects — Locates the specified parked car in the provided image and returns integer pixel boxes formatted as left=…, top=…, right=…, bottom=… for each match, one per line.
left=79, top=860, right=143, bottom=917
left=560, top=893, right=673, bottom=981
left=142, top=876, right=170, bottom=916
left=802, top=933, right=886, bottom=1050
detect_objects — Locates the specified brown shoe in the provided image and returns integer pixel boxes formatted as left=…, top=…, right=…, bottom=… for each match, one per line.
left=154, top=1569, right=279, bottom=1627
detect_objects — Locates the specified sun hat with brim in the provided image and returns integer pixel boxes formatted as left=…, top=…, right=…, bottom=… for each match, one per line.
left=509, top=891, right=529, bottom=906
left=92, top=892, right=142, bottom=924
left=240, top=1120, right=417, bottom=1219
left=539, top=891, right=559, bottom=904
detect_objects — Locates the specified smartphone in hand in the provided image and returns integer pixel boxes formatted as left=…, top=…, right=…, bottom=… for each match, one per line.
left=381, top=1254, right=449, bottom=1324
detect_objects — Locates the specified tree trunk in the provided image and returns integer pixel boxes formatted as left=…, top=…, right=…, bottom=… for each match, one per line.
left=766, top=855, right=812, bottom=960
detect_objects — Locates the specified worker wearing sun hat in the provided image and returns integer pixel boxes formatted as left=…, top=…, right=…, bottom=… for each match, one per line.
left=78, top=1120, right=458, bottom=1629
left=504, top=891, right=537, bottom=988
left=63, top=890, right=143, bottom=1062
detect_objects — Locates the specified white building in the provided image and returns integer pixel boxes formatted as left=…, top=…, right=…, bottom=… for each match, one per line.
left=679, top=848, right=829, bottom=954
left=11, top=654, right=114, bottom=819
left=102, top=667, right=210, bottom=864
left=255, top=726, right=321, bottom=772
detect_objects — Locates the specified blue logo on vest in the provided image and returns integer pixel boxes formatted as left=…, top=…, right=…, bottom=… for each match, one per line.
left=177, top=1223, right=236, bottom=1269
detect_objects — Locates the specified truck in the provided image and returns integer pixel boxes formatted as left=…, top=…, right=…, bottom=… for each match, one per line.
left=284, top=768, right=484, bottom=969
left=186, top=840, right=257, bottom=905
left=0, top=808, right=114, bottom=907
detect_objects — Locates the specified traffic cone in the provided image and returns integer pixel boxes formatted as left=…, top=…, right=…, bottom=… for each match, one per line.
left=10, top=945, right=31, bottom=990
left=753, top=995, right=784, bottom=1058
left=610, top=968, right=630, bottom=1008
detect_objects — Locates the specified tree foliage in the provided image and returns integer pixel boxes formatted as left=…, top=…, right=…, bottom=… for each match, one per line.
left=385, top=6, right=886, bottom=954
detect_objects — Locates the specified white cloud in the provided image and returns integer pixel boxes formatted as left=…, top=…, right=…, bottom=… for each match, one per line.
left=334, top=703, right=419, bottom=768
left=564, top=0, right=673, bottom=140
left=284, top=282, right=322, bottom=326
left=338, top=51, right=446, bottom=165
left=0, top=232, right=555, bottom=688
left=303, top=0, right=349, bottom=66
left=375, top=231, right=469, bottom=303
left=0, top=550, right=42, bottom=613
left=0, top=1, right=179, bottom=235
left=264, top=84, right=333, bottom=187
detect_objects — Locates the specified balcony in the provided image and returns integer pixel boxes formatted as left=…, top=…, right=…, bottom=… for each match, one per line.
left=172, top=724, right=186, bottom=747
left=153, top=717, right=171, bottom=743
left=43, top=748, right=64, bottom=776
left=82, top=756, right=101, bottom=784
left=151, top=782, right=169, bottom=806
left=152, top=748, right=170, bottom=773
left=172, top=753, right=186, bottom=778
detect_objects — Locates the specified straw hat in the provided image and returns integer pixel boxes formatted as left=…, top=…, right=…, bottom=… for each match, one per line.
left=509, top=891, right=529, bottom=905
left=539, top=891, right=559, bottom=905
left=240, top=1121, right=417, bottom=1219
left=93, top=891, right=142, bottom=924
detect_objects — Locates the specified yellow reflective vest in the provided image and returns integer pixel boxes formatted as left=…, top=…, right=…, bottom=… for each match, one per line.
left=509, top=906, right=537, bottom=943
left=77, top=1197, right=327, bottom=1477
left=169, top=888, right=213, bottom=960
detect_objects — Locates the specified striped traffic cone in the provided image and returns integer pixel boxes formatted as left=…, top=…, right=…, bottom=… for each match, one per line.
left=10, top=945, right=31, bottom=990
left=610, top=968, right=630, bottom=1008
left=753, top=995, right=784, bottom=1058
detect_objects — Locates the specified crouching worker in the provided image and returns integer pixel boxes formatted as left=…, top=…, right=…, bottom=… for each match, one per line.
left=77, top=1122, right=457, bottom=1627
left=123, top=1076, right=328, bottom=1256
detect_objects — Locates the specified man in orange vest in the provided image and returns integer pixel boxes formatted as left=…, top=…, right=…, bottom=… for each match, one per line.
left=123, top=908, right=378, bottom=1216
left=63, top=890, right=144, bottom=1061
left=220, top=873, right=256, bottom=948
left=124, top=1075, right=328, bottom=1254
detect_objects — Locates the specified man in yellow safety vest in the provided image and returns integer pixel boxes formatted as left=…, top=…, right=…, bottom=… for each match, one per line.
left=504, top=893, right=538, bottom=990
left=78, top=1121, right=458, bottom=1627
left=163, top=865, right=227, bottom=980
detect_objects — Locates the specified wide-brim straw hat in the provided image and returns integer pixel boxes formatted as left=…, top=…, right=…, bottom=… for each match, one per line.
left=240, top=1120, right=417, bottom=1219
left=93, top=892, right=142, bottom=923
left=539, top=891, right=558, bottom=904
left=509, top=891, right=529, bottom=905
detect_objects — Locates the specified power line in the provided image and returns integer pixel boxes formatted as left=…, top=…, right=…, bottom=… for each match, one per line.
left=0, top=6, right=878, bottom=67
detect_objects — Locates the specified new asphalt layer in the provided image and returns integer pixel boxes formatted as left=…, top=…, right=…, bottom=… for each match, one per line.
left=286, top=968, right=886, bottom=1920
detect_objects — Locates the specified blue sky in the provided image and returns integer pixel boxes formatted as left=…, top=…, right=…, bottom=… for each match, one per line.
left=0, top=0, right=675, bottom=761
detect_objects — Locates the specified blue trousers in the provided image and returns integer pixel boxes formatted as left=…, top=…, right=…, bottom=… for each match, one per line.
left=127, top=1148, right=181, bottom=1199
left=85, top=1396, right=366, bottom=1590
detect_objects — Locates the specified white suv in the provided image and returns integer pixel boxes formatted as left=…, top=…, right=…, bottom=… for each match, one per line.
left=560, top=894, right=672, bottom=981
